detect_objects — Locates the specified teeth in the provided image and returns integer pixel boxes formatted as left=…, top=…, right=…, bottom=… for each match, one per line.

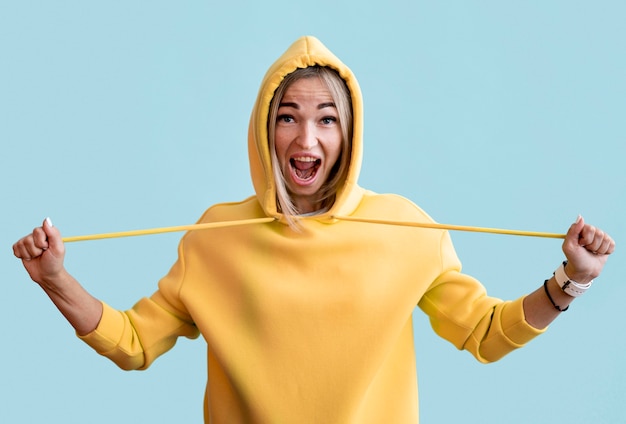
left=293, top=156, right=317, bottom=162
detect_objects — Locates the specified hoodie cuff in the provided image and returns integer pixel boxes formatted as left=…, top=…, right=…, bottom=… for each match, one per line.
left=502, top=296, right=546, bottom=345
left=77, top=302, right=127, bottom=354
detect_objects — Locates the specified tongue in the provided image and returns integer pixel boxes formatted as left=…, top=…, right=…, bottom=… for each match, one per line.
left=294, top=161, right=315, bottom=171
left=293, top=160, right=317, bottom=180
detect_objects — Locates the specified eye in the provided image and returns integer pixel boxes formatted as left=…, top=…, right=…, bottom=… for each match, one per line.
left=321, top=116, right=337, bottom=125
left=277, top=114, right=295, bottom=124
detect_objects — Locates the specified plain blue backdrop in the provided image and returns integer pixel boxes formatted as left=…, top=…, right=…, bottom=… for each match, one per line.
left=2, top=2, right=624, bottom=423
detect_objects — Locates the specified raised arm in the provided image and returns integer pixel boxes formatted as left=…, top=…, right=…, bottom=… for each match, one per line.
left=12, top=218, right=103, bottom=335
left=523, top=215, right=615, bottom=329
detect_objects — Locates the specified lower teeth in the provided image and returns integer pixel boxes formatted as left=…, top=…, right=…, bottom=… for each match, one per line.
left=295, top=168, right=315, bottom=179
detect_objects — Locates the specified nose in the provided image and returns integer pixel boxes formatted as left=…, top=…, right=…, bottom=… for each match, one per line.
left=295, top=122, right=318, bottom=149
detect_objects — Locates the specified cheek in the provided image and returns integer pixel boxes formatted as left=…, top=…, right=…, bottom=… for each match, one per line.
left=327, top=133, right=343, bottom=164
left=274, top=131, right=289, bottom=160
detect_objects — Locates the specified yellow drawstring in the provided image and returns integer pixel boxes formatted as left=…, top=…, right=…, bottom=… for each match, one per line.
left=332, top=216, right=565, bottom=239
left=61, top=217, right=277, bottom=243
left=61, top=215, right=565, bottom=243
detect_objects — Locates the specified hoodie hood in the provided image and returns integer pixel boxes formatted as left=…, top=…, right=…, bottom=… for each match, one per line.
left=248, top=36, right=364, bottom=219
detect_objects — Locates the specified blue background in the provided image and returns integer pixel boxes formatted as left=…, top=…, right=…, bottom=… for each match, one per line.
left=1, top=2, right=624, bottom=423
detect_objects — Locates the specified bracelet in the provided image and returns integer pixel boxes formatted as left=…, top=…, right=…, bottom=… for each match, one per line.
left=543, top=280, right=569, bottom=312
left=553, top=261, right=593, bottom=297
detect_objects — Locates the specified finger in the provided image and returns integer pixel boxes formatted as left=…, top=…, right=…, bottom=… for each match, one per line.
left=578, top=224, right=597, bottom=247
left=27, top=234, right=47, bottom=259
left=33, top=226, right=49, bottom=251
left=12, top=237, right=32, bottom=260
left=15, top=234, right=44, bottom=261
left=596, top=234, right=615, bottom=255
left=583, top=227, right=605, bottom=252
left=607, top=235, right=616, bottom=254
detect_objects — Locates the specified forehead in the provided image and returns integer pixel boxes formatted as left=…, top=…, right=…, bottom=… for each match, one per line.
left=281, top=77, right=333, bottom=103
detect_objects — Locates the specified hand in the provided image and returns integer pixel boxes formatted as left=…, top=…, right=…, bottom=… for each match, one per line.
left=562, top=215, right=615, bottom=284
left=13, top=218, right=67, bottom=287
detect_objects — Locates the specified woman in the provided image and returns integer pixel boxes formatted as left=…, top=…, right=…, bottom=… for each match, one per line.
left=13, top=36, right=615, bottom=423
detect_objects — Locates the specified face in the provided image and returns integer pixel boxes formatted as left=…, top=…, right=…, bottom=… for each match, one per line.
left=274, top=77, right=342, bottom=214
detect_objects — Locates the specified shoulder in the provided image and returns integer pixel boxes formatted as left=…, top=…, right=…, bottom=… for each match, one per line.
left=196, top=196, right=265, bottom=223
left=175, top=196, right=265, bottom=248
left=357, top=190, right=436, bottom=223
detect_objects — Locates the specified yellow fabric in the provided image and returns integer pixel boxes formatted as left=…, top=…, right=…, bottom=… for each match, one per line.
left=79, top=36, right=544, bottom=423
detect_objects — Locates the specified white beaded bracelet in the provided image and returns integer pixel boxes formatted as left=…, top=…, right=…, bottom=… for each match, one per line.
left=553, top=261, right=593, bottom=297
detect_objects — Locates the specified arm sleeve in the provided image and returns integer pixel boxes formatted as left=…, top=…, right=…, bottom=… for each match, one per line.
left=77, top=240, right=200, bottom=371
left=418, top=231, right=545, bottom=363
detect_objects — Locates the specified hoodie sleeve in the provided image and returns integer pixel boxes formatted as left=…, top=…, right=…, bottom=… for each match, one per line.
left=77, top=240, right=200, bottom=371
left=418, top=231, right=545, bottom=363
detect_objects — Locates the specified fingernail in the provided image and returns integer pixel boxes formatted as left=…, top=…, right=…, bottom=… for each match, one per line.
left=45, top=217, right=53, bottom=227
left=575, top=215, right=582, bottom=224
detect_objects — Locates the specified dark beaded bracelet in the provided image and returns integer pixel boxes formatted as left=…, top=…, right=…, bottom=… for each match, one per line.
left=543, top=279, right=569, bottom=312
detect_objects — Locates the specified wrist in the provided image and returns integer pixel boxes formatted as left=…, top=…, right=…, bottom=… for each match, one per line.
left=543, top=278, right=574, bottom=312
left=40, top=268, right=72, bottom=293
left=563, top=262, right=594, bottom=284
left=554, top=261, right=593, bottom=297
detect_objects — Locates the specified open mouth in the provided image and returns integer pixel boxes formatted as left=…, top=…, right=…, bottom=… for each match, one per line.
left=290, top=157, right=321, bottom=182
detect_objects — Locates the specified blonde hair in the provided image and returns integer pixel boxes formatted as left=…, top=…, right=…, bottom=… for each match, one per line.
left=267, top=66, right=353, bottom=222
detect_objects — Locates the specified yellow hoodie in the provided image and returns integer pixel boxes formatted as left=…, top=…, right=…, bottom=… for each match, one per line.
left=80, top=36, right=544, bottom=423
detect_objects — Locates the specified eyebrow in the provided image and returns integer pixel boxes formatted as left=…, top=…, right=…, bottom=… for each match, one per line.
left=278, top=102, right=336, bottom=110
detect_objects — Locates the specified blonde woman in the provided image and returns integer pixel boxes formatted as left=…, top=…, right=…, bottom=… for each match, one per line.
left=13, top=36, right=615, bottom=423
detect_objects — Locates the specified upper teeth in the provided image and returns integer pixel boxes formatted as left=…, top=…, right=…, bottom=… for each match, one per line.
left=293, top=157, right=316, bottom=162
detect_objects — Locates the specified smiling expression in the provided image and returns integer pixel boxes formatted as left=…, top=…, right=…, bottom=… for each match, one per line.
left=274, top=77, right=343, bottom=214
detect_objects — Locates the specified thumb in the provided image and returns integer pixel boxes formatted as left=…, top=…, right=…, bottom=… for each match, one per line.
left=563, top=215, right=585, bottom=253
left=567, top=215, right=584, bottom=238
left=42, top=217, right=65, bottom=254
